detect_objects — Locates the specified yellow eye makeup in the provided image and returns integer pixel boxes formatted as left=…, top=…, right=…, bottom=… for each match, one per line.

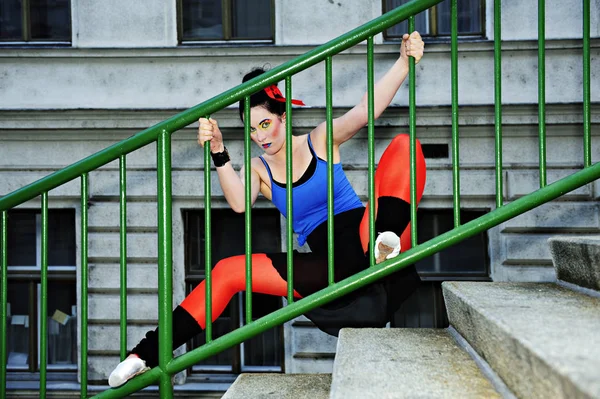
left=259, top=119, right=272, bottom=130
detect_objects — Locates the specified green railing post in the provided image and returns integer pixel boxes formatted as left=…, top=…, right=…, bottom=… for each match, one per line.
left=204, top=126, right=213, bottom=342
left=538, top=0, right=547, bottom=188
left=583, top=0, right=591, bottom=167
left=119, top=156, right=128, bottom=361
left=81, top=174, right=89, bottom=399
left=450, top=0, right=461, bottom=227
left=157, top=130, right=174, bottom=399
left=326, top=57, right=336, bottom=282
left=1, top=211, right=7, bottom=399
left=494, top=0, right=504, bottom=208
left=244, top=98, right=253, bottom=323
left=40, top=193, right=48, bottom=399
left=367, top=37, right=376, bottom=267
left=285, top=77, right=295, bottom=303
left=408, top=16, right=418, bottom=247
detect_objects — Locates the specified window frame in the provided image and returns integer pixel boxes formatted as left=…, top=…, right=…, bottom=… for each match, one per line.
left=183, top=208, right=284, bottom=374
left=5, top=209, right=77, bottom=373
left=0, top=0, right=72, bottom=45
left=177, top=0, right=276, bottom=44
left=182, top=207, right=285, bottom=375
left=382, top=0, right=486, bottom=41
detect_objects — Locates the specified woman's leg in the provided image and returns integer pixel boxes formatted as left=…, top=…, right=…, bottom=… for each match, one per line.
left=111, top=254, right=300, bottom=386
left=359, top=134, right=426, bottom=254
left=180, top=253, right=302, bottom=328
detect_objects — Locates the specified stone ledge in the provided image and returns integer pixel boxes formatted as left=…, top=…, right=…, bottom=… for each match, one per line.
left=443, top=281, right=600, bottom=399
left=549, top=236, right=600, bottom=291
left=222, top=373, right=331, bottom=399
left=330, top=328, right=500, bottom=399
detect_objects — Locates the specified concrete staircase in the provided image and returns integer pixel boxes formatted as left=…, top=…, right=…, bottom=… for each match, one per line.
left=222, top=236, right=600, bottom=398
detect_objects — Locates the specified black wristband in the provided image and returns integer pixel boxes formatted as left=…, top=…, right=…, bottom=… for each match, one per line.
left=210, top=146, right=230, bottom=167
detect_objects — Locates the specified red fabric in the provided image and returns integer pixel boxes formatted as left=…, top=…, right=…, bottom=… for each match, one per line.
left=180, top=254, right=302, bottom=328
left=359, top=134, right=427, bottom=254
left=264, top=85, right=306, bottom=106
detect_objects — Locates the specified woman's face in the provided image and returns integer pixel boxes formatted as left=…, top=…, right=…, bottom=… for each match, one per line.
left=248, top=106, right=286, bottom=154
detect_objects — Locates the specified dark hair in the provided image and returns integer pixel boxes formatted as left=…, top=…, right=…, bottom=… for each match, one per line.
left=238, top=68, right=286, bottom=121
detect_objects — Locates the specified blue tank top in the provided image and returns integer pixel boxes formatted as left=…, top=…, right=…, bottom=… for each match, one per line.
left=259, top=134, right=364, bottom=246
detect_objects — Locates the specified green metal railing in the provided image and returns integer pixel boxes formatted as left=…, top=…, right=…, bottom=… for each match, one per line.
left=0, top=0, right=596, bottom=398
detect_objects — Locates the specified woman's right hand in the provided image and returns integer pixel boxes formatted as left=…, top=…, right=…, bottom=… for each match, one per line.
left=198, top=117, right=225, bottom=153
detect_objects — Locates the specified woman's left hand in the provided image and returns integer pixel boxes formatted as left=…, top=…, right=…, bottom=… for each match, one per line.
left=400, top=31, right=424, bottom=65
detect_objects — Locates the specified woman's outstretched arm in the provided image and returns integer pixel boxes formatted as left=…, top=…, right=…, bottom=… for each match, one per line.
left=312, top=31, right=424, bottom=148
left=198, top=118, right=261, bottom=213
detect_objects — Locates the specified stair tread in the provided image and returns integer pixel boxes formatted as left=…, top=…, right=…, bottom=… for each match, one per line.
left=221, top=373, right=331, bottom=399
left=330, top=328, right=500, bottom=399
left=443, top=281, right=600, bottom=398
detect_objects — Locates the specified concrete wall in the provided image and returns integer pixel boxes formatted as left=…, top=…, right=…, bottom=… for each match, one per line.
left=1, top=0, right=599, bottom=383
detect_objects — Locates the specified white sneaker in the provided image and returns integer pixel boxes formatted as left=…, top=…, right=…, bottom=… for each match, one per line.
left=108, top=356, right=150, bottom=388
left=374, top=231, right=401, bottom=264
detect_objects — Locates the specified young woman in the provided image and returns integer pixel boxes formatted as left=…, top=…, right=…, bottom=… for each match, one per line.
left=109, top=31, right=426, bottom=388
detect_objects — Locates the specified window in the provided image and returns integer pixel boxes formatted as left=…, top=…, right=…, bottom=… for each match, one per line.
left=384, top=0, right=484, bottom=40
left=0, top=0, right=71, bottom=43
left=3, top=209, right=77, bottom=372
left=184, top=208, right=283, bottom=373
left=179, top=0, right=274, bottom=43
left=391, top=209, right=490, bottom=328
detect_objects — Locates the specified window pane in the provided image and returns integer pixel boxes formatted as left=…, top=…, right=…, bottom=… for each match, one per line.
left=48, top=210, right=76, bottom=266
left=242, top=294, right=281, bottom=367
left=47, top=281, right=77, bottom=365
left=415, top=210, right=489, bottom=275
left=7, top=212, right=37, bottom=266
left=436, top=0, right=482, bottom=35
left=7, top=282, right=30, bottom=368
left=232, top=0, right=272, bottom=39
left=182, top=0, right=223, bottom=40
left=0, top=0, right=23, bottom=40
left=186, top=209, right=281, bottom=274
left=30, top=0, right=71, bottom=41
left=385, top=0, right=428, bottom=38
left=191, top=297, right=236, bottom=367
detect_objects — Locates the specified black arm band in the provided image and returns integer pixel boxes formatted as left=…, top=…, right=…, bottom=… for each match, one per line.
left=210, top=147, right=230, bottom=167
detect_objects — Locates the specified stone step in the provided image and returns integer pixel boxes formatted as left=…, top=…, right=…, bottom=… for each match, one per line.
left=549, top=236, right=600, bottom=291
left=329, top=328, right=501, bottom=399
left=221, top=373, right=331, bottom=399
left=443, top=281, right=600, bottom=399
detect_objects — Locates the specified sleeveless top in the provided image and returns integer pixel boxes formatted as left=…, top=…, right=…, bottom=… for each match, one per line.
left=259, top=134, right=364, bottom=246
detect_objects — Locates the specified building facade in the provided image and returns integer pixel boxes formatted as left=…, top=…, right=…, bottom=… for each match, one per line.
left=1, top=0, right=598, bottom=391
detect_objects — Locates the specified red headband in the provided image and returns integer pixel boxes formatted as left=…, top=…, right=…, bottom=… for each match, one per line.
left=264, top=85, right=306, bottom=106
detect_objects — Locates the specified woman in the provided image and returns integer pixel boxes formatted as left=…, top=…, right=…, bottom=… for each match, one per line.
left=109, top=31, right=426, bottom=388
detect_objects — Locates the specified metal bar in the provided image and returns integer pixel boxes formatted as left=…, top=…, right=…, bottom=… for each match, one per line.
left=583, top=0, right=591, bottom=167
left=1, top=211, right=7, bottom=399
left=285, top=77, right=295, bottom=302
left=244, top=98, right=253, bottom=323
left=367, top=38, right=376, bottom=267
left=156, top=130, right=174, bottom=399
left=408, top=16, right=418, bottom=247
left=40, top=193, right=48, bottom=398
left=119, top=156, right=128, bottom=360
left=451, top=0, right=461, bottom=227
left=538, top=0, right=547, bottom=187
left=494, top=0, right=504, bottom=208
left=22, top=0, right=31, bottom=41
left=0, top=0, right=444, bottom=213
left=204, top=120, right=213, bottom=342
left=325, top=57, right=335, bottom=282
left=159, top=162, right=600, bottom=376
left=80, top=174, right=89, bottom=399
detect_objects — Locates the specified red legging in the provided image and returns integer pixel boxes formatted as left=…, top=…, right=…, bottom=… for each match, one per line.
left=181, top=134, right=426, bottom=328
